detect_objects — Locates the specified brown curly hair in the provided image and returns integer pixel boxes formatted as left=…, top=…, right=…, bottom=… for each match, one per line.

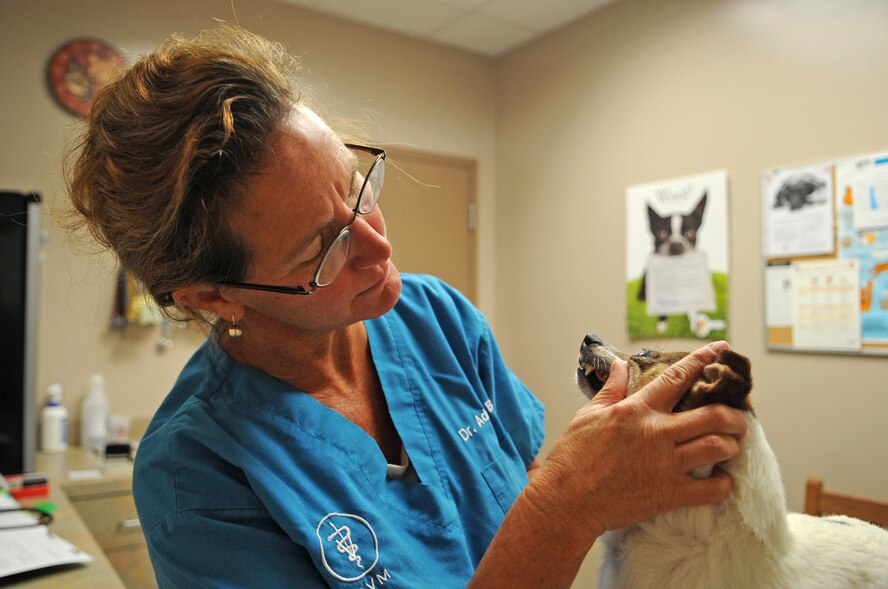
left=65, top=25, right=302, bottom=322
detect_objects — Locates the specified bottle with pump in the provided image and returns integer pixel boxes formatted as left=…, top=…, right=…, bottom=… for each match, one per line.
left=41, top=383, right=69, bottom=453
left=81, top=374, right=110, bottom=454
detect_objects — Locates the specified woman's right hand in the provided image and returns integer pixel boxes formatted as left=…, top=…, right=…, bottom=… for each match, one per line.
left=525, top=341, right=748, bottom=543
left=469, top=341, right=748, bottom=589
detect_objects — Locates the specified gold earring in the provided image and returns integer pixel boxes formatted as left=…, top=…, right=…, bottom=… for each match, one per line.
left=228, top=314, right=243, bottom=338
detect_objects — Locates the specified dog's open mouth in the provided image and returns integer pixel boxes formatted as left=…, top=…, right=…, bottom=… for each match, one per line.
left=577, top=356, right=613, bottom=400
left=576, top=334, right=626, bottom=400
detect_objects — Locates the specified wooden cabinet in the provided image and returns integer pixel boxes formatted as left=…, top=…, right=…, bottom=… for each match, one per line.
left=104, top=546, right=158, bottom=589
left=65, top=475, right=157, bottom=589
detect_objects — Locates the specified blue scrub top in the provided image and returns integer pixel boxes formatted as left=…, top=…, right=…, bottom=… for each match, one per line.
left=133, top=274, right=545, bottom=588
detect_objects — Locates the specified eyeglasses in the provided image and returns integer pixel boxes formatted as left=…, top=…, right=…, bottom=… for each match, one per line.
left=0, top=507, right=54, bottom=530
left=218, top=144, right=386, bottom=296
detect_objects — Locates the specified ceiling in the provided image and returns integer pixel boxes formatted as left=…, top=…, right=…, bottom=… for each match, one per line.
left=272, top=0, right=620, bottom=57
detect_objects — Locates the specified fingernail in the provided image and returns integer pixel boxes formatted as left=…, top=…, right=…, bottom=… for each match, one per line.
left=708, top=340, right=729, bottom=352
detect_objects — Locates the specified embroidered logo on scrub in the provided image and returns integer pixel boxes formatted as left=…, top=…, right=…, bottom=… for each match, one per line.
left=317, top=512, right=379, bottom=582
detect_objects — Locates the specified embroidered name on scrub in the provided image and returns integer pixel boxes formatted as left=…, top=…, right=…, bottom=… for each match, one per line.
left=457, top=399, right=495, bottom=442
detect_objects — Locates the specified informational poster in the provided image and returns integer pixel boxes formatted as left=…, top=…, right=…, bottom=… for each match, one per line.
left=627, top=170, right=729, bottom=339
left=836, top=155, right=888, bottom=344
left=763, top=151, right=888, bottom=355
left=761, top=163, right=834, bottom=258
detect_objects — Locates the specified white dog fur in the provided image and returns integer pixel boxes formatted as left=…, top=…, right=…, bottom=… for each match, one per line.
left=575, top=337, right=888, bottom=589
left=598, top=412, right=888, bottom=588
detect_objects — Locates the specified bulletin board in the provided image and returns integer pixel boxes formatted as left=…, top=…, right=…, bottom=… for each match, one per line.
left=762, top=151, right=888, bottom=356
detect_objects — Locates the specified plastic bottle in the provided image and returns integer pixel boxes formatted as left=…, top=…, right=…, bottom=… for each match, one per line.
left=41, top=383, right=69, bottom=453
left=81, top=374, right=110, bottom=454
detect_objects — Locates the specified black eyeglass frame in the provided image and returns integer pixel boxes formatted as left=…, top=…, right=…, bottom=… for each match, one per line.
left=0, top=506, right=54, bottom=530
left=214, top=144, right=386, bottom=297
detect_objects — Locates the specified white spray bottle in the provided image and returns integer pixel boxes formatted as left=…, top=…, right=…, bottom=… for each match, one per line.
left=81, top=374, right=110, bottom=454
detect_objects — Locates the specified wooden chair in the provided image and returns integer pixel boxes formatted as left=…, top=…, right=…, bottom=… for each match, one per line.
left=805, top=478, right=888, bottom=528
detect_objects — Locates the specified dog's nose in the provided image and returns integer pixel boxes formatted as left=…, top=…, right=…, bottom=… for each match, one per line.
left=582, top=334, right=603, bottom=350
left=669, top=242, right=685, bottom=255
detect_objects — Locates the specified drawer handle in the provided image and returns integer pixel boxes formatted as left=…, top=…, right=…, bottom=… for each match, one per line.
left=118, top=518, right=142, bottom=530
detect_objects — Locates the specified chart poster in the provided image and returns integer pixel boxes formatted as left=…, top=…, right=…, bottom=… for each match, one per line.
left=836, top=155, right=888, bottom=343
left=791, top=259, right=861, bottom=352
left=626, top=170, right=728, bottom=339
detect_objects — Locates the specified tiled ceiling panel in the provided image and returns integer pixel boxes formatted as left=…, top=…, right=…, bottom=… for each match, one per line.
left=272, top=0, right=620, bottom=56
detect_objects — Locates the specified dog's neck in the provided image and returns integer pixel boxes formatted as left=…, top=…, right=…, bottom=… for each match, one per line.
left=708, top=414, right=791, bottom=550
left=599, top=414, right=794, bottom=589
left=611, top=413, right=792, bottom=555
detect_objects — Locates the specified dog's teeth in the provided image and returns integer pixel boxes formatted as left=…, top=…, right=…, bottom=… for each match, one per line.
left=584, top=365, right=594, bottom=376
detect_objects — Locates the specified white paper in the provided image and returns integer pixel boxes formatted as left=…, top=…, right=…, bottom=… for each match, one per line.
left=0, top=493, right=94, bottom=579
left=67, top=469, right=103, bottom=481
left=762, top=164, right=835, bottom=258
left=791, top=259, right=861, bottom=351
left=644, top=251, right=716, bottom=315
left=765, top=265, right=793, bottom=327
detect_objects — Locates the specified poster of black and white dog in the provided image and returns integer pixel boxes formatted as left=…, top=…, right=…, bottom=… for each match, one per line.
left=626, top=170, right=729, bottom=338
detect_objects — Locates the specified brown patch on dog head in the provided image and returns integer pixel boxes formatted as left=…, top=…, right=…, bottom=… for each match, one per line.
left=625, top=349, right=690, bottom=395
left=674, top=348, right=754, bottom=413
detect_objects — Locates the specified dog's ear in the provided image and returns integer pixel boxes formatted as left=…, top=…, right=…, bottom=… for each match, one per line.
left=691, top=191, right=707, bottom=220
left=648, top=203, right=665, bottom=226
left=676, top=349, right=753, bottom=413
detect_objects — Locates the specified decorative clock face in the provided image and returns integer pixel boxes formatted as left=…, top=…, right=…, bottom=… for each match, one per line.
left=47, top=38, right=124, bottom=117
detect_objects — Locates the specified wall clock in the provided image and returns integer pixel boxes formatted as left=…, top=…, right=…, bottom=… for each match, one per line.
left=47, top=38, right=124, bottom=117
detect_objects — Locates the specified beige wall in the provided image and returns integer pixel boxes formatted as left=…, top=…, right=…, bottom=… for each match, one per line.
left=0, top=0, right=498, bottom=437
left=496, top=0, right=888, bottom=583
left=2, top=0, right=887, bottom=585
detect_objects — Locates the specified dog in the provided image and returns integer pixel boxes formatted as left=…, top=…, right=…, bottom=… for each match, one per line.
left=576, top=334, right=888, bottom=589
left=773, top=174, right=828, bottom=211
left=638, top=192, right=707, bottom=333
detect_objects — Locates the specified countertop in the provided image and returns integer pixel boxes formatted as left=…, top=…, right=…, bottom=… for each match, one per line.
left=2, top=449, right=133, bottom=588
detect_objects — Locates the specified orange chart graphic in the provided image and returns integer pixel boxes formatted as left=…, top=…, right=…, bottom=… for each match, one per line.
left=861, top=261, right=888, bottom=312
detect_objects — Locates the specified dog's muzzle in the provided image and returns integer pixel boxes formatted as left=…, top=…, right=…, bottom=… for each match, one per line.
left=577, top=334, right=621, bottom=400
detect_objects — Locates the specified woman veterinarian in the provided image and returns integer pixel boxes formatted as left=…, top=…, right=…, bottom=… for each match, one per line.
left=65, top=25, right=747, bottom=588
